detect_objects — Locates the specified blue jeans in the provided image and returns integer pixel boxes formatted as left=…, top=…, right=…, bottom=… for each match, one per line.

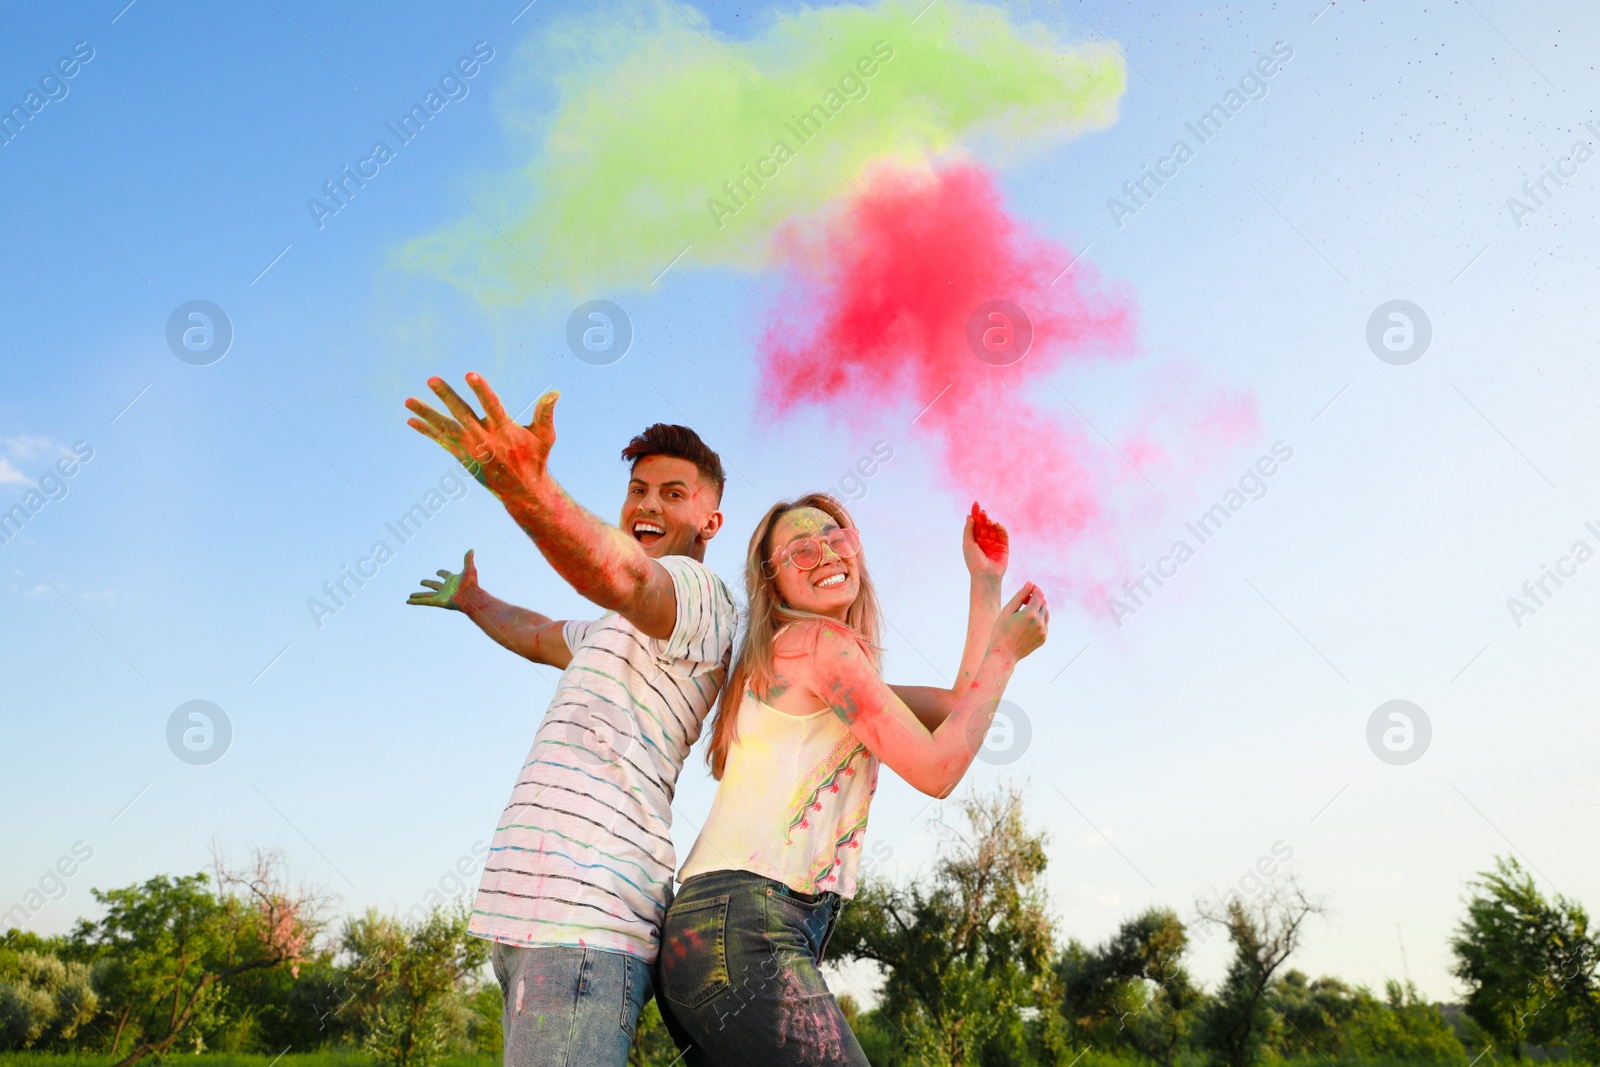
left=490, top=942, right=652, bottom=1067
left=657, top=870, right=870, bottom=1066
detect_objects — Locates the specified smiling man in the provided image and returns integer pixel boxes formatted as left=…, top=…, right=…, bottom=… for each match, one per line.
left=404, top=375, right=735, bottom=1067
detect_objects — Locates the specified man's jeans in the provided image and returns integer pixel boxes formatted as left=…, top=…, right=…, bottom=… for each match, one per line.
left=491, top=943, right=652, bottom=1067
left=656, top=869, right=870, bottom=1066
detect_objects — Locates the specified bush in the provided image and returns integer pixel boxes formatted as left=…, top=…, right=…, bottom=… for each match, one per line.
left=1348, top=981, right=1466, bottom=1063
left=0, top=951, right=98, bottom=1051
left=626, top=999, right=680, bottom=1066
left=337, top=907, right=488, bottom=1067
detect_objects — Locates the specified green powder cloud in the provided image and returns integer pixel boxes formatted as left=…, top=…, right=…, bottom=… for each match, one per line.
left=392, top=0, right=1126, bottom=304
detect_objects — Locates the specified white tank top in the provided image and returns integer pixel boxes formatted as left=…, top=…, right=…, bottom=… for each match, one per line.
left=679, top=688, right=880, bottom=897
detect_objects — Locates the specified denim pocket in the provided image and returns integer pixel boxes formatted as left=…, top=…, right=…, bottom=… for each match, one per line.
left=661, top=894, right=730, bottom=1010
left=764, top=887, right=835, bottom=966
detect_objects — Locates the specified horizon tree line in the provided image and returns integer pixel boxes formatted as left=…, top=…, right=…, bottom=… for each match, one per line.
left=3, top=787, right=1596, bottom=1067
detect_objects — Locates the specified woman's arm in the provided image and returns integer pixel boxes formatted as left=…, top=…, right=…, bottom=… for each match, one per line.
left=889, top=505, right=1008, bottom=730
left=795, top=584, right=1048, bottom=797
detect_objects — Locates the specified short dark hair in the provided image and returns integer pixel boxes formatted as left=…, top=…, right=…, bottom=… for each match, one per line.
left=621, top=424, right=725, bottom=500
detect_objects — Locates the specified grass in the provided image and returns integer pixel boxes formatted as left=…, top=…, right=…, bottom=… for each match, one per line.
left=7, top=1054, right=1581, bottom=1067
left=0, top=1054, right=497, bottom=1067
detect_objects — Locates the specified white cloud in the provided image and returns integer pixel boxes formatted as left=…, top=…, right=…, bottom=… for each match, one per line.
left=1, top=434, right=56, bottom=462
left=0, top=457, right=29, bottom=486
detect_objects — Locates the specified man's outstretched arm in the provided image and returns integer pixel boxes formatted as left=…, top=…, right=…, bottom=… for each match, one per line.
left=408, top=550, right=574, bottom=669
left=404, top=374, right=678, bottom=639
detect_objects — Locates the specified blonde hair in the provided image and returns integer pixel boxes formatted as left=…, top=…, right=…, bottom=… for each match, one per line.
left=705, top=493, right=882, bottom=779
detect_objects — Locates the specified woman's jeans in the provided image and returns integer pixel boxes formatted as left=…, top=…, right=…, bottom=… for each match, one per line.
left=491, top=943, right=652, bottom=1067
left=657, top=869, right=870, bottom=1066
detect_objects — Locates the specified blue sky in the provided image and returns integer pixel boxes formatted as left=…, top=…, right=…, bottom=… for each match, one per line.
left=3, top=0, right=1598, bottom=1007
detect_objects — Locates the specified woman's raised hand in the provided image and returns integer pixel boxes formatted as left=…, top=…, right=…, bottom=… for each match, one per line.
left=963, top=502, right=1009, bottom=579
left=990, top=582, right=1048, bottom=661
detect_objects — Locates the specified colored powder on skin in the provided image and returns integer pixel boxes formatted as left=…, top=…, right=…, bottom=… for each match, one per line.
left=757, top=160, right=1258, bottom=600
left=972, top=502, right=1005, bottom=561
left=391, top=0, right=1125, bottom=302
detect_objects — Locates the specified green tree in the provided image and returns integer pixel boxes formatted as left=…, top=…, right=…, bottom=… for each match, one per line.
left=1450, top=855, right=1598, bottom=1061
left=1057, top=908, right=1202, bottom=1067
left=1267, top=969, right=1366, bottom=1059
left=1264, top=970, right=1464, bottom=1063
left=222, top=950, right=346, bottom=1053
left=831, top=783, right=1056, bottom=1067
left=337, top=905, right=488, bottom=1067
left=1568, top=986, right=1600, bottom=1065
left=70, top=849, right=320, bottom=1066
left=1348, top=979, right=1467, bottom=1062
left=464, top=982, right=502, bottom=1057
left=1193, top=878, right=1325, bottom=1067
left=627, top=999, right=682, bottom=1066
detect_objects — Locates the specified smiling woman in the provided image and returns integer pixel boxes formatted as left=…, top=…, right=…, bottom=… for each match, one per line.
left=656, top=493, right=1047, bottom=1065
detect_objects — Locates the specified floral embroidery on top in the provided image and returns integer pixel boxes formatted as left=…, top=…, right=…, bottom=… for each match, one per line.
left=808, top=766, right=879, bottom=891
left=787, top=735, right=869, bottom=838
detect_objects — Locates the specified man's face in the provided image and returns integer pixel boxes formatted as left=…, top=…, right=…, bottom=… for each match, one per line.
left=619, top=455, right=722, bottom=560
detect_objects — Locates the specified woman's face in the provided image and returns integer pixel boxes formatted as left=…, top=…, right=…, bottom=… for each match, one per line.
left=769, top=506, right=859, bottom=621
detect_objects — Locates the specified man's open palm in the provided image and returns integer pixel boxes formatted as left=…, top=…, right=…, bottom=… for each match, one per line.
left=407, top=549, right=480, bottom=611
left=405, top=372, right=558, bottom=501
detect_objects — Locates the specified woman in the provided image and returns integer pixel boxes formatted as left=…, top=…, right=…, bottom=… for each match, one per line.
left=658, top=493, right=1048, bottom=1065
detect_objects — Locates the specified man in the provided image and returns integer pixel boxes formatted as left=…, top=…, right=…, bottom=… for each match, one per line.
left=404, top=373, right=736, bottom=1067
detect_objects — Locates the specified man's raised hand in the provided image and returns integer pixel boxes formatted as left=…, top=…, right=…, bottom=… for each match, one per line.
left=405, top=372, right=559, bottom=503
left=407, top=549, right=481, bottom=611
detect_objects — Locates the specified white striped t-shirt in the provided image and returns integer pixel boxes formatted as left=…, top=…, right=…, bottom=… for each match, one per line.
left=469, top=555, right=735, bottom=963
